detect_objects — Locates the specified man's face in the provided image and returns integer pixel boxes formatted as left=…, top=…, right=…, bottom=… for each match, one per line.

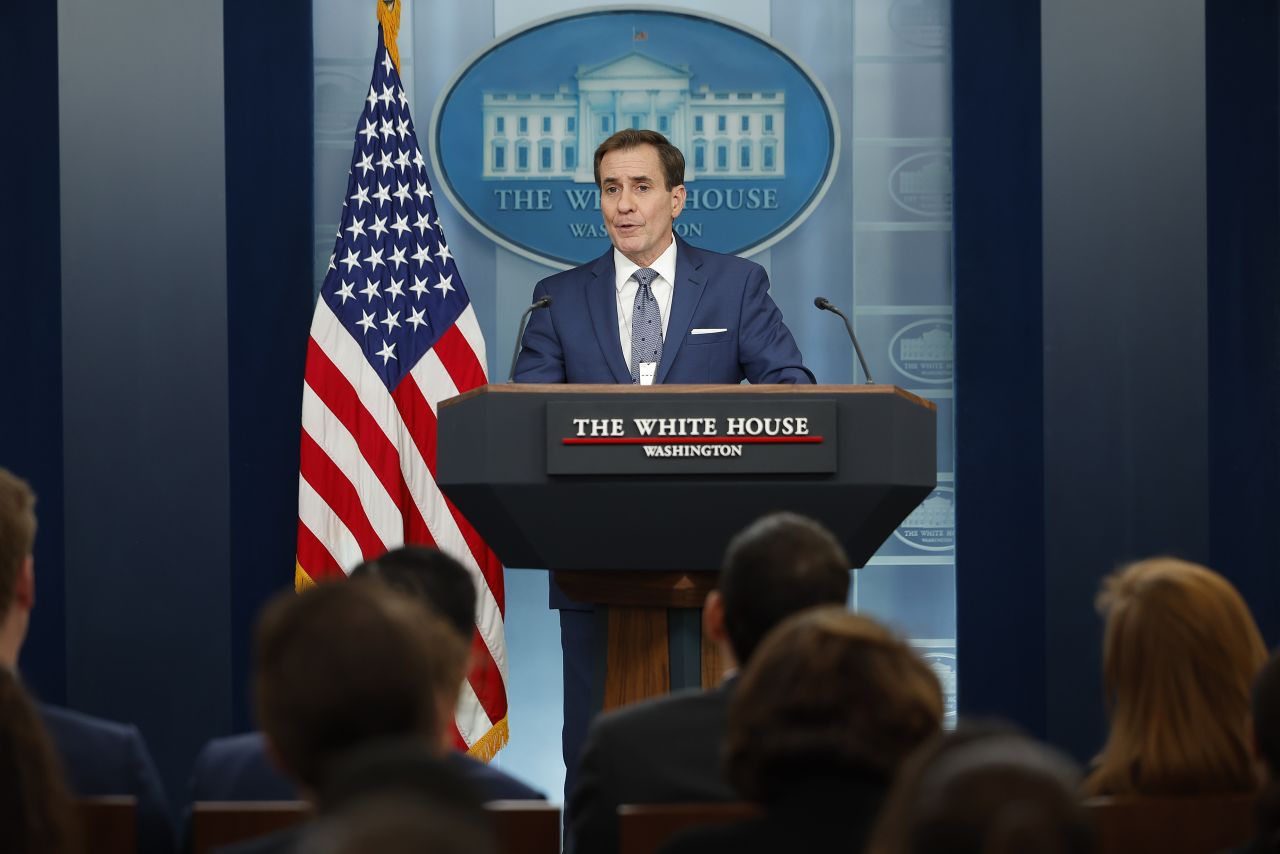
left=599, top=144, right=686, bottom=268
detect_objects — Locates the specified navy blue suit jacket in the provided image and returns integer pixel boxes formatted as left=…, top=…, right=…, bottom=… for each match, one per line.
left=40, top=703, right=176, bottom=854
left=513, top=237, right=814, bottom=386
left=187, top=731, right=545, bottom=803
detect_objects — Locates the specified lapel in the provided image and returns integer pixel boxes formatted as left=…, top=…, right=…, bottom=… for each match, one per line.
left=585, top=249, right=633, bottom=384
left=657, top=236, right=707, bottom=384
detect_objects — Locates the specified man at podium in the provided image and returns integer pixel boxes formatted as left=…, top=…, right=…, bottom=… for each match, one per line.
left=511, top=129, right=815, bottom=799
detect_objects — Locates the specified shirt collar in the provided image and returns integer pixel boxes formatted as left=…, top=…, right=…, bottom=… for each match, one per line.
left=614, top=235, right=678, bottom=291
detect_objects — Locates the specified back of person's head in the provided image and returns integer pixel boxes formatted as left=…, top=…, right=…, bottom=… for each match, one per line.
left=0, top=467, right=36, bottom=616
left=725, top=606, right=942, bottom=803
left=1251, top=650, right=1280, bottom=848
left=253, top=580, right=468, bottom=793
left=302, top=738, right=496, bottom=854
left=1086, top=556, right=1266, bottom=796
left=873, top=731, right=1093, bottom=854
left=0, top=668, right=81, bottom=854
left=718, top=512, right=851, bottom=665
left=350, top=546, right=476, bottom=642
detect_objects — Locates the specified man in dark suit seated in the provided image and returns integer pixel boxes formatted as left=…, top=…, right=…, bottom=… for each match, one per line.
left=564, top=512, right=853, bottom=854
left=217, top=575, right=475, bottom=853
left=188, top=546, right=543, bottom=808
left=0, top=466, right=175, bottom=854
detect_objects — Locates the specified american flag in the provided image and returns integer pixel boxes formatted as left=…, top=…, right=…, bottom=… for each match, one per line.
left=296, top=25, right=508, bottom=759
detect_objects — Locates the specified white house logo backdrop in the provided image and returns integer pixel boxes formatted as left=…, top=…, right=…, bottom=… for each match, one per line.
left=429, top=10, right=839, bottom=268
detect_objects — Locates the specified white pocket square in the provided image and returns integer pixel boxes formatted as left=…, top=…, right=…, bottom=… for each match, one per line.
left=691, top=328, right=727, bottom=334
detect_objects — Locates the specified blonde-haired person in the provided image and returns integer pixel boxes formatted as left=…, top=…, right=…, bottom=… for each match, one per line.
left=660, top=606, right=943, bottom=854
left=1084, top=557, right=1267, bottom=796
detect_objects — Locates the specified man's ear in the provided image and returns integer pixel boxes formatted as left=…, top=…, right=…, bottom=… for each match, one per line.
left=671, top=183, right=687, bottom=219
left=14, top=556, right=34, bottom=610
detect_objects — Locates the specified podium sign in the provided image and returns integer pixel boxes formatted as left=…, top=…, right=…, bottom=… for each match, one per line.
left=546, top=399, right=838, bottom=475
left=437, top=384, right=936, bottom=571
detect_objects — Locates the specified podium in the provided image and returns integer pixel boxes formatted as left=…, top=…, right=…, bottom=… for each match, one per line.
left=437, top=384, right=936, bottom=708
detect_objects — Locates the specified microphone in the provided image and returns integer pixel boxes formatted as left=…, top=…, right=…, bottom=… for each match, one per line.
left=814, top=297, right=874, bottom=384
left=507, top=296, right=553, bottom=382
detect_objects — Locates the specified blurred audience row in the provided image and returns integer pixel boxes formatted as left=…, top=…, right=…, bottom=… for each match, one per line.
left=4, top=463, right=1280, bottom=853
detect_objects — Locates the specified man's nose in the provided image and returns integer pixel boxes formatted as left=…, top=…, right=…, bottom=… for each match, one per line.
left=616, top=190, right=635, bottom=211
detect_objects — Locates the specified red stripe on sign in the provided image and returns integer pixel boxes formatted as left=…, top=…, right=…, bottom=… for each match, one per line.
left=562, top=436, right=826, bottom=445
left=297, top=519, right=345, bottom=581
left=299, top=430, right=387, bottom=559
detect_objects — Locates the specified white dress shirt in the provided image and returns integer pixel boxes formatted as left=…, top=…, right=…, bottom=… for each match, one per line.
left=614, top=237, right=677, bottom=384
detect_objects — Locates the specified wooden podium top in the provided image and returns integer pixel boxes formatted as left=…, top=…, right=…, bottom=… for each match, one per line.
left=442, top=382, right=936, bottom=411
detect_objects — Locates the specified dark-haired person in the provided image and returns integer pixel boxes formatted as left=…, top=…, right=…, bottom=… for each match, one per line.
left=0, top=667, right=81, bottom=854
left=1236, top=649, right=1280, bottom=854
left=512, top=128, right=815, bottom=801
left=218, top=579, right=468, bottom=854
left=661, top=608, right=943, bottom=854
left=0, top=467, right=174, bottom=854
left=187, top=547, right=542, bottom=808
left=564, top=512, right=852, bottom=854
left=867, top=728, right=1094, bottom=854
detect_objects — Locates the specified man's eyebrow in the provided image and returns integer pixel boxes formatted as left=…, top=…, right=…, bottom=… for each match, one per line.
left=602, top=173, right=654, bottom=184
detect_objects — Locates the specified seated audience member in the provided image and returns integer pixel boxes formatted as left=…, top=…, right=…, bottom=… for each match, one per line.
left=217, top=579, right=469, bottom=854
left=660, top=607, right=943, bottom=854
left=0, top=466, right=174, bottom=854
left=188, top=546, right=542, bottom=804
left=0, top=667, right=81, bottom=854
left=1240, top=650, right=1280, bottom=854
left=868, top=729, right=1094, bottom=854
left=1083, top=557, right=1266, bottom=796
left=297, top=739, right=497, bottom=854
left=565, top=512, right=853, bottom=854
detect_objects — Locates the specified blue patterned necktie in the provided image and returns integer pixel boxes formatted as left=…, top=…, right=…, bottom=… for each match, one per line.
left=629, top=267, right=662, bottom=384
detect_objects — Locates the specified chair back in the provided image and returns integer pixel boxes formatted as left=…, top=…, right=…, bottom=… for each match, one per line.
left=191, top=801, right=312, bottom=854
left=75, top=796, right=136, bottom=854
left=487, top=800, right=562, bottom=854
left=1084, top=793, right=1256, bottom=854
left=618, top=802, right=759, bottom=854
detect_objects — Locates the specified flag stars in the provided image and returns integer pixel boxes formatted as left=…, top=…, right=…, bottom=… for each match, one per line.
left=378, top=83, right=395, bottom=109
left=386, top=276, right=405, bottom=301
left=341, top=248, right=361, bottom=272
left=395, top=148, right=412, bottom=172
left=375, top=340, right=397, bottom=365
left=434, top=273, right=456, bottom=297
left=350, top=185, right=370, bottom=209
left=396, top=117, right=410, bottom=141
left=364, top=246, right=386, bottom=271
left=379, top=118, right=395, bottom=140
left=377, top=149, right=395, bottom=174
left=413, top=148, right=426, bottom=171
left=359, top=119, right=378, bottom=145
left=413, top=212, right=431, bottom=236
left=369, top=214, right=388, bottom=240
left=360, top=277, right=381, bottom=302
left=388, top=244, right=408, bottom=271
left=366, top=86, right=378, bottom=111
left=394, top=181, right=412, bottom=205
left=356, top=152, right=374, bottom=177
left=391, top=213, right=411, bottom=238
left=380, top=308, right=401, bottom=332
left=411, top=244, right=431, bottom=267
left=344, top=216, right=367, bottom=240
left=397, top=87, right=409, bottom=110
left=335, top=280, right=355, bottom=304
left=357, top=310, right=377, bottom=334
left=381, top=52, right=394, bottom=76
left=435, top=242, right=454, bottom=265
left=407, top=306, right=428, bottom=331
left=373, top=183, right=392, bottom=207
left=414, top=181, right=430, bottom=204
left=410, top=276, right=430, bottom=300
